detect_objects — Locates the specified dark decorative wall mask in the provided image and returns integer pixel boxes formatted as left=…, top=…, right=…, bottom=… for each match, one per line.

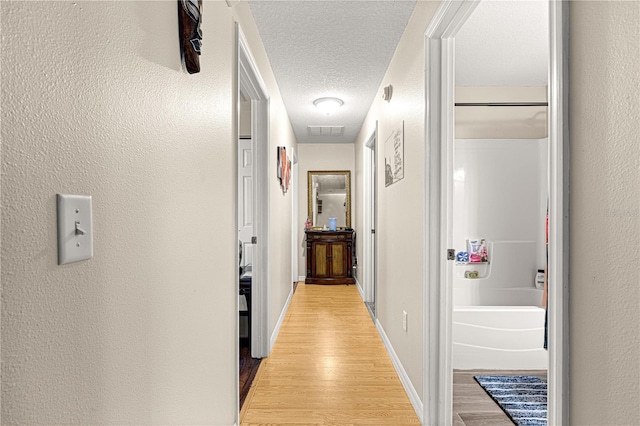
left=178, top=0, right=203, bottom=74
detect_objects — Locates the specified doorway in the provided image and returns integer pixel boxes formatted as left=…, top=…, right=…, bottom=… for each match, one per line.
left=423, top=1, right=569, bottom=425
left=451, top=3, right=550, bottom=424
left=363, top=128, right=378, bottom=318
left=236, top=25, right=270, bottom=359
left=236, top=25, right=270, bottom=419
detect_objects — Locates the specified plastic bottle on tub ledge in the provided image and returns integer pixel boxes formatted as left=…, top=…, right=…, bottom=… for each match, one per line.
left=535, top=269, right=545, bottom=289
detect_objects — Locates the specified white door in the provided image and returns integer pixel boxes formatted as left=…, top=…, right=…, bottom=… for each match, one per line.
left=238, top=138, right=254, bottom=268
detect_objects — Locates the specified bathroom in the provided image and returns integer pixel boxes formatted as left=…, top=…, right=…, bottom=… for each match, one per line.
left=451, top=133, right=548, bottom=370
left=452, top=0, right=550, bottom=372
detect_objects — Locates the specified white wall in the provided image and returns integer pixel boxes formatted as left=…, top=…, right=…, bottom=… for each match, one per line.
left=1, top=1, right=295, bottom=424
left=354, top=1, right=441, bottom=404
left=297, top=143, right=355, bottom=278
left=569, top=2, right=640, bottom=423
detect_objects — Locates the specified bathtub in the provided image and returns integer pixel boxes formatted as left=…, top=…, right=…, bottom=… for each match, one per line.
left=453, top=304, right=547, bottom=370
left=453, top=241, right=548, bottom=370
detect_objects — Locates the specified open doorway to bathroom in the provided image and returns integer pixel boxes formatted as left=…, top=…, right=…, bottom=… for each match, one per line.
left=451, top=2, right=549, bottom=424
left=424, top=0, right=568, bottom=425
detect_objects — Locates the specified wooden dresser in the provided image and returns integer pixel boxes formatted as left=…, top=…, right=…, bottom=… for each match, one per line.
left=305, top=230, right=355, bottom=285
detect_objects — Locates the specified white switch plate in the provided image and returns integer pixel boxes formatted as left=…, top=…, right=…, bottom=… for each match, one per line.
left=57, top=194, right=93, bottom=265
left=402, top=310, right=408, bottom=331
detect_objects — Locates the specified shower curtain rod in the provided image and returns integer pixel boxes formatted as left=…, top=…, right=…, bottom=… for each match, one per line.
left=455, top=102, right=549, bottom=107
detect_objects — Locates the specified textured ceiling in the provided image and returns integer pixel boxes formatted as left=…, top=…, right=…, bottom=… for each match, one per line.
left=248, top=1, right=416, bottom=144
left=248, top=1, right=548, bottom=144
left=456, top=1, right=549, bottom=86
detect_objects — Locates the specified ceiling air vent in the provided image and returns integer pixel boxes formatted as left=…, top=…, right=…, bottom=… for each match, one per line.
left=307, top=126, right=345, bottom=137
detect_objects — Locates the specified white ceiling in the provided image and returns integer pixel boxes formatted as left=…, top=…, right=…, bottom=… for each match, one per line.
left=456, top=1, right=549, bottom=86
left=248, top=1, right=549, bottom=145
left=248, top=1, right=416, bottom=144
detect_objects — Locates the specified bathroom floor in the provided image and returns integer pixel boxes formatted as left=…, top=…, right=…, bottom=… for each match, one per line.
left=453, top=369, right=547, bottom=426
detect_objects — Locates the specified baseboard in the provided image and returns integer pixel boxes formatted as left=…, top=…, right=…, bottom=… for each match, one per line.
left=298, top=275, right=306, bottom=283
left=270, top=287, right=294, bottom=350
left=355, top=277, right=365, bottom=300
left=375, top=319, right=424, bottom=424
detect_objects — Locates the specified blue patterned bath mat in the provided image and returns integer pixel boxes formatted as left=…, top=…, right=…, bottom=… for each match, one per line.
left=474, top=375, right=547, bottom=426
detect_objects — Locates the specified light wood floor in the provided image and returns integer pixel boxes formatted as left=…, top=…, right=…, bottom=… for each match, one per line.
left=240, top=283, right=420, bottom=425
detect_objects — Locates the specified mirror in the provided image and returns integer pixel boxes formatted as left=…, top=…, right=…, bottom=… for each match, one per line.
left=307, top=170, right=351, bottom=229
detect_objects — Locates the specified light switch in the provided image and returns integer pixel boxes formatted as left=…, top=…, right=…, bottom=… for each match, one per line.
left=57, top=194, right=93, bottom=265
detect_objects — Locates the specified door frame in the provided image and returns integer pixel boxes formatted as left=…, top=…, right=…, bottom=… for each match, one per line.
left=291, top=147, right=299, bottom=289
left=422, top=1, right=570, bottom=425
left=363, top=126, right=378, bottom=312
left=237, top=26, right=270, bottom=359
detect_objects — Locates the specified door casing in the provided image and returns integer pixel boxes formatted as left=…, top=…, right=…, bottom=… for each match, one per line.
left=291, top=148, right=299, bottom=289
left=363, top=127, right=378, bottom=315
left=237, top=26, right=270, bottom=362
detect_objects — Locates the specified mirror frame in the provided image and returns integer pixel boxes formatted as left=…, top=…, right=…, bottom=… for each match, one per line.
left=307, top=170, right=351, bottom=229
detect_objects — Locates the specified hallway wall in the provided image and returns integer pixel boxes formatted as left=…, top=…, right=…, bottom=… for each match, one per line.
left=297, top=143, right=355, bottom=279
left=356, top=1, right=640, bottom=422
left=2, top=0, right=638, bottom=424
left=1, top=1, right=296, bottom=424
left=569, top=1, right=640, bottom=423
left=354, top=1, right=441, bottom=405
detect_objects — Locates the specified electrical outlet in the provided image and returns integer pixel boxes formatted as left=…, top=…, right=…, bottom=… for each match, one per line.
left=402, top=310, right=408, bottom=331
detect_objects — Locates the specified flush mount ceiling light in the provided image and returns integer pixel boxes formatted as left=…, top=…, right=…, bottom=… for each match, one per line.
left=313, top=97, right=344, bottom=115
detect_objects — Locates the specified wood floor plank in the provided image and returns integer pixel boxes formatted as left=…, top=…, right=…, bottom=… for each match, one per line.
left=457, top=412, right=514, bottom=426
left=240, top=283, right=419, bottom=425
left=239, top=345, right=262, bottom=410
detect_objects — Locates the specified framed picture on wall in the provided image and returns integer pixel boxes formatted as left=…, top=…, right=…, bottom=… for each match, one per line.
left=277, top=146, right=289, bottom=193
left=283, top=156, right=288, bottom=192
left=384, top=121, right=404, bottom=187
left=277, top=146, right=285, bottom=182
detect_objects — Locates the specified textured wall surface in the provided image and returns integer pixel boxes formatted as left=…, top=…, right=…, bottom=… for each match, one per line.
left=1, top=2, right=234, bottom=423
left=297, top=144, right=355, bottom=277
left=1, top=1, right=296, bottom=424
left=353, top=1, right=441, bottom=406
left=569, top=2, right=640, bottom=424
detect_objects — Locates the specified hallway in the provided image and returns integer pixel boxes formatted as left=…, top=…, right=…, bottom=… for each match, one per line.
left=240, top=283, right=420, bottom=425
